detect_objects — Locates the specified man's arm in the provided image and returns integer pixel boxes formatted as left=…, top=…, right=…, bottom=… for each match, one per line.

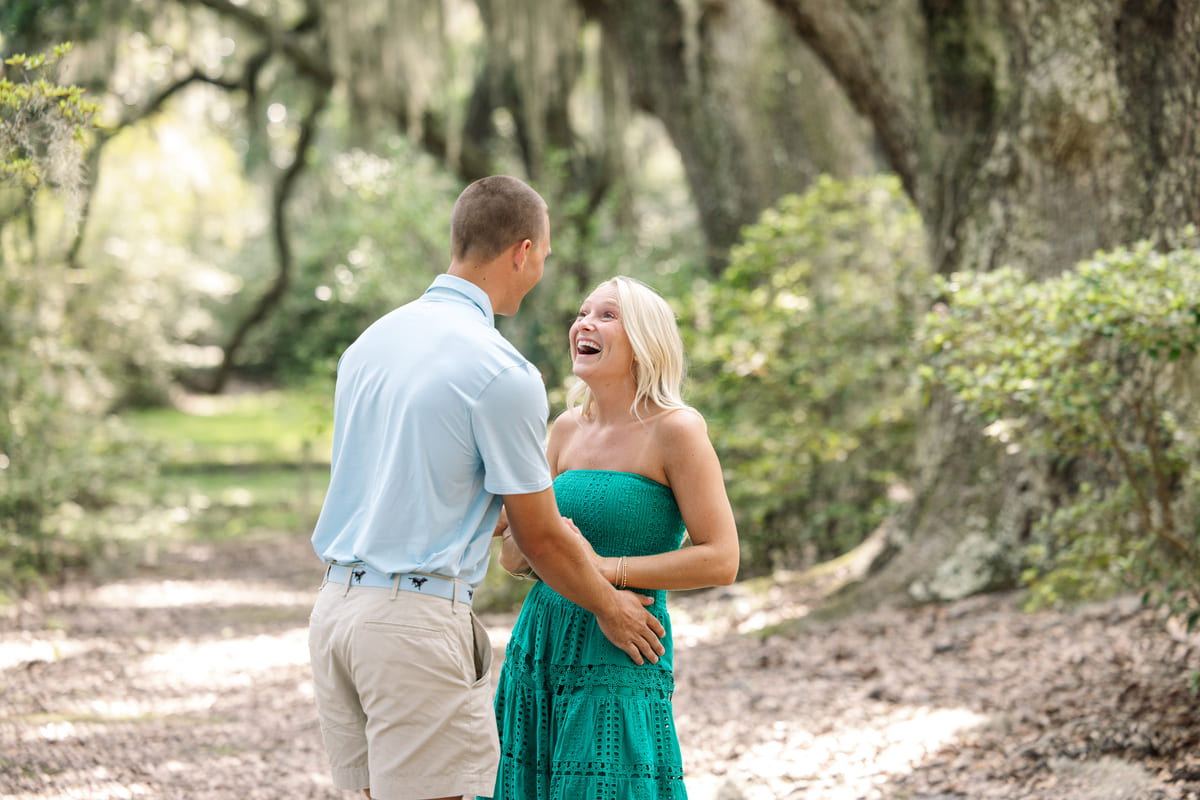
left=503, top=489, right=666, bottom=665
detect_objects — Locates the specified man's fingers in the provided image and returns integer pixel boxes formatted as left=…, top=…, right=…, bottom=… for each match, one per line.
left=598, top=590, right=668, bottom=665
left=630, top=606, right=665, bottom=662
left=639, top=633, right=663, bottom=662
left=631, top=593, right=666, bottom=638
left=628, top=634, right=659, bottom=665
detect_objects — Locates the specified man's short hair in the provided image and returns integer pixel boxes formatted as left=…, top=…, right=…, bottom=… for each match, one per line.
left=450, top=175, right=547, bottom=263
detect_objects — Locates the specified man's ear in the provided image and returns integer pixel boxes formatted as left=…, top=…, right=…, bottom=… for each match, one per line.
left=512, top=238, right=532, bottom=271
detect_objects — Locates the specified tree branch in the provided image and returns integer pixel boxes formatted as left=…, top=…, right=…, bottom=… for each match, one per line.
left=1094, top=405, right=1155, bottom=536
left=208, top=84, right=330, bottom=393
left=762, top=0, right=923, bottom=201
left=67, top=50, right=273, bottom=268
left=180, top=0, right=334, bottom=86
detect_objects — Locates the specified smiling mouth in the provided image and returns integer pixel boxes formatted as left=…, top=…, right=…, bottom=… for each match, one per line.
left=576, top=340, right=601, bottom=355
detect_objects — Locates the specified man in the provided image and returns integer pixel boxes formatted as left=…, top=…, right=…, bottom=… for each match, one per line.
left=307, top=175, right=665, bottom=800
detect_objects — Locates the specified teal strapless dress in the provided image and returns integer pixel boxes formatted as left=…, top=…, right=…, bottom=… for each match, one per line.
left=484, top=470, right=689, bottom=800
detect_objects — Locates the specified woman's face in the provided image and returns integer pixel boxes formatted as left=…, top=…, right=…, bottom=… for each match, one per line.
left=569, top=285, right=635, bottom=383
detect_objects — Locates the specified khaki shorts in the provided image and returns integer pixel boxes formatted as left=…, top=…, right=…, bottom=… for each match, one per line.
left=307, top=580, right=498, bottom=799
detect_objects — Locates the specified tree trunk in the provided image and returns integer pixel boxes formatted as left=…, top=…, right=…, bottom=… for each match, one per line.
left=765, top=0, right=1200, bottom=605
left=768, top=0, right=1199, bottom=276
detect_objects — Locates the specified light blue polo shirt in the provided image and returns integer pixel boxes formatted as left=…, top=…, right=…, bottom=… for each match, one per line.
left=310, top=274, right=553, bottom=586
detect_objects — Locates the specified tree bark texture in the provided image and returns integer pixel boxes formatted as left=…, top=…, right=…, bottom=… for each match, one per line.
left=766, top=0, right=1200, bottom=277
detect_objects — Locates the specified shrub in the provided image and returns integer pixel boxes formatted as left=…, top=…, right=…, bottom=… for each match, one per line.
left=1, top=45, right=158, bottom=596
left=683, top=175, right=930, bottom=572
left=917, top=230, right=1200, bottom=634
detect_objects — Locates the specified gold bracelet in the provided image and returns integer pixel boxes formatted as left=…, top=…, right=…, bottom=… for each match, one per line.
left=619, top=555, right=629, bottom=589
left=505, top=563, right=534, bottom=580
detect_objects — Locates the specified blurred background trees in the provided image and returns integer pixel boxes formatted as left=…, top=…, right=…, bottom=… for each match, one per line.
left=2, top=0, right=1198, bottom=641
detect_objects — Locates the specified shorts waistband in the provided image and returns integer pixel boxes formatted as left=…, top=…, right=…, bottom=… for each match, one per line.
left=323, top=562, right=475, bottom=606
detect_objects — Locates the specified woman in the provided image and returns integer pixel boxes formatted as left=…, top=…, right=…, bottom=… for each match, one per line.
left=485, top=276, right=740, bottom=799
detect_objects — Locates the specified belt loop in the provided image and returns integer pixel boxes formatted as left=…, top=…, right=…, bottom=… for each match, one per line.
left=342, top=564, right=353, bottom=597
left=391, top=573, right=401, bottom=600
left=451, top=581, right=460, bottom=614
left=321, top=563, right=331, bottom=589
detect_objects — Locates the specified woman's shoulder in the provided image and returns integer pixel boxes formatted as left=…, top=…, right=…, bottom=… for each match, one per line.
left=547, top=407, right=584, bottom=464
left=551, top=406, right=586, bottom=433
left=648, top=405, right=707, bottom=444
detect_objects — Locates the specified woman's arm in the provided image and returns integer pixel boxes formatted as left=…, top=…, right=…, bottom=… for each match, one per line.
left=594, top=409, right=740, bottom=591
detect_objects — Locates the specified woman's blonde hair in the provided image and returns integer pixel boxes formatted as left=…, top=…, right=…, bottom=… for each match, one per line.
left=566, top=276, right=690, bottom=419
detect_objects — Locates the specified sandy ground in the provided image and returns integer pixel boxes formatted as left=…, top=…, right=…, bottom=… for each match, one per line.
left=2, top=531, right=1199, bottom=800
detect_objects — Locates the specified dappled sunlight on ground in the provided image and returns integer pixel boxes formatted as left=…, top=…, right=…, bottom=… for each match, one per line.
left=135, top=628, right=312, bottom=690
left=2, top=536, right=1197, bottom=799
left=0, top=635, right=110, bottom=672
left=669, top=581, right=995, bottom=798
left=682, top=704, right=988, bottom=800
left=673, top=591, right=812, bottom=645
left=89, top=579, right=315, bottom=610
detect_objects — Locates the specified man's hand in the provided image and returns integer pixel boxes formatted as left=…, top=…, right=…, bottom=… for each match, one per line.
left=595, top=591, right=666, bottom=666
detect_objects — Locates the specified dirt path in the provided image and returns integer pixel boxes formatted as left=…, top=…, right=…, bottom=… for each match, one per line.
left=2, top=531, right=1198, bottom=800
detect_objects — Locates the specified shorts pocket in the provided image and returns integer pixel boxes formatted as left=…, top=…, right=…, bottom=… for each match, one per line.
left=470, top=612, right=493, bottom=686
left=360, top=620, right=457, bottom=679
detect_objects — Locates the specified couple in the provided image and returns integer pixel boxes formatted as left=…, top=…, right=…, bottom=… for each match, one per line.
left=307, top=175, right=739, bottom=800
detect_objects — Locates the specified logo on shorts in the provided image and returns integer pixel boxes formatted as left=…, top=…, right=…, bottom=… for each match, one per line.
left=352, top=569, right=366, bottom=584
left=409, top=576, right=428, bottom=590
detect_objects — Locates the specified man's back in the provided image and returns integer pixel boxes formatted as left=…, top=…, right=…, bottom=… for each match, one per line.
left=310, top=274, right=550, bottom=586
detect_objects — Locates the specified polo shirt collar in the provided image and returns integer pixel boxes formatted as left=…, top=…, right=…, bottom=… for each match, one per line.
left=425, top=273, right=495, bottom=327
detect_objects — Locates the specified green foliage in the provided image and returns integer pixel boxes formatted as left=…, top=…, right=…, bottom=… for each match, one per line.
left=918, top=230, right=1200, bottom=624
left=683, top=175, right=930, bottom=571
left=127, top=389, right=333, bottom=469
left=0, top=44, right=162, bottom=597
left=77, top=116, right=265, bottom=406
left=236, top=137, right=463, bottom=381
left=0, top=264, right=158, bottom=592
left=0, top=43, right=98, bottom=199
left=0, top=401, right=155, bottom=593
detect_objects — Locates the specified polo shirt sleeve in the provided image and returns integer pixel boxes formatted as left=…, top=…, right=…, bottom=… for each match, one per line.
left=473, top=364, right=553, bottom=495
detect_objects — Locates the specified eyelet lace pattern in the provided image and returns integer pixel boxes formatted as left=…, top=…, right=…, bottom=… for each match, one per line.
left=487, top=470, right=689, bottom=800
